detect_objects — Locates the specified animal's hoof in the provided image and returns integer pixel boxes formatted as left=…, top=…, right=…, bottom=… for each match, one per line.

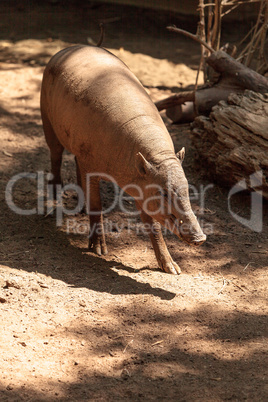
left=161, top=260, right=181, bottom=275
left=88, top=238, right=108, bottom=256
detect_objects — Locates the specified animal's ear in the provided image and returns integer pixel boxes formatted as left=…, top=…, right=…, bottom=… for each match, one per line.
left=176, top=147, right=185, bottom=163
left=135, top=152, right=153, bottom=177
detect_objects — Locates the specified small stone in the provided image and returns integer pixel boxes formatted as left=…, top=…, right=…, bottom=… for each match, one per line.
left=19, top=342, right=27, bottom=347
left=0, top=295, right=7, bottom=303
left=38, top=282, right=49, bottom=288
left=5, top=279, right=22, bottom=289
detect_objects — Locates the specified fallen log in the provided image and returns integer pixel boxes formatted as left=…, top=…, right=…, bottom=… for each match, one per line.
left=156, top=50, right=268, bottom=123
left=191, top=90, right=268, bottom=199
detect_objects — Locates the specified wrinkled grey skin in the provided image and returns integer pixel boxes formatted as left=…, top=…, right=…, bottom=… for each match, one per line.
left=41, top=45, right=206, bottom=274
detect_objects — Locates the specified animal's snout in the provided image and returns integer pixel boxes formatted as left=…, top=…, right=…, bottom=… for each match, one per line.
left=191, top=234, right=206, bottom=246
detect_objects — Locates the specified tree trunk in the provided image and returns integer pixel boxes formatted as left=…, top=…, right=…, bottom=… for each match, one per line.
left=191, top=90, right=268, bottom=199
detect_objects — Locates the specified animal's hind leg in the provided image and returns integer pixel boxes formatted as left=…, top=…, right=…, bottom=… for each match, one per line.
left=42, top=112, right=64, bottom=195
left=75, top=156, right=82, bottom=188
left=75, top=156, right=86, bottom=213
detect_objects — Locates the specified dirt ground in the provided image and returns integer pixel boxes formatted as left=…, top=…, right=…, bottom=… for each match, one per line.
left=0, top=2, right=267, bottom=401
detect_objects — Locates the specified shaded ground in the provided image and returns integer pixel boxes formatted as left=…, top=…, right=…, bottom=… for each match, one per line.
left=0, top=2, right=267, bottom=401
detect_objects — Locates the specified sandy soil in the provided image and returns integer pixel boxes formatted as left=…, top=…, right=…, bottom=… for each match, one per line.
left=0, top=2, right=267, bottom=401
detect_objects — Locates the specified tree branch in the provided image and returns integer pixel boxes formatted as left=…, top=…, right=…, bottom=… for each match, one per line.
left=167, top=26, right=215, bottom=54
left=155, top=91, right=195, bottom=112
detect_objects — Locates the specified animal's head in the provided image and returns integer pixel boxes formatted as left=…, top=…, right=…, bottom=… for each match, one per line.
left=135, top=148, right=206, bottom=246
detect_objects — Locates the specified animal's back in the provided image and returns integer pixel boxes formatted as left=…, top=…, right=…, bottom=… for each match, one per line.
left=41, top=45, right=174, bottom=179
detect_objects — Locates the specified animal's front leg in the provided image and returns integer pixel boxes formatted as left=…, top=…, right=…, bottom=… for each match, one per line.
left=88, top=178, right=108, bottom=256
left=137, top=205, right=181, bottom=275
left=79, top=164, right=107, bottom=256
left=88, top=212, right=108, bottom=256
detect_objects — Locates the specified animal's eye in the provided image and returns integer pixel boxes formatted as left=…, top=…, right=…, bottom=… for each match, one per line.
left=179, top=219, right=183, bottom=225
left=162, top=191, right=169, bottom=198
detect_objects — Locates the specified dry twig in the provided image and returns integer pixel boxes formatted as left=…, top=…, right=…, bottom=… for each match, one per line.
left=218, top=278, right=228, bottom=294
left=151, top=340, right=164, bottom=346
left=167, top=26, right=215, bottom=53
left=123, top=339, right=133, bottom=353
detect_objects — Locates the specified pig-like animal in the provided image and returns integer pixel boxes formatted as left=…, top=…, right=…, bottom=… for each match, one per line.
left=41, top=45, right=206, bottom=274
